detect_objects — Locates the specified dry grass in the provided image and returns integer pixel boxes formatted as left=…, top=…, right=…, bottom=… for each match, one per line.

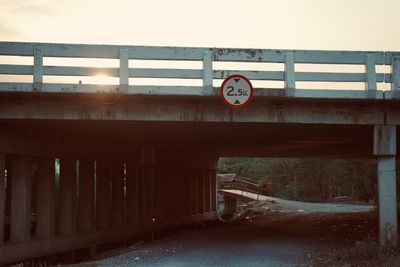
left=305, top=241, right=400, bottom=267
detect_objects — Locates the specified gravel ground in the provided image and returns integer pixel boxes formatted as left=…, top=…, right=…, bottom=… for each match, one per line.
left=91, top=224, right=339, bottom=267
left=74, top=199, right=377, bottom=267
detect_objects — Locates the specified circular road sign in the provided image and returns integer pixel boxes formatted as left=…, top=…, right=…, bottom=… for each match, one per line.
left=220, top=75, right=253, bottom=108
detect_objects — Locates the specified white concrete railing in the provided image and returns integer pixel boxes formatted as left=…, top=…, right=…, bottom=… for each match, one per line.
left=0, top=41, right=399, bottom=99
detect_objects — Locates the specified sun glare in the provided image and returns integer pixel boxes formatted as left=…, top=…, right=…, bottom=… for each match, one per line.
left=89, top=74, right=118, bottom=85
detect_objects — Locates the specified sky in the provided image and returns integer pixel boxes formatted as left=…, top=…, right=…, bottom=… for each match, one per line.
left=0, top=0, right=399, bottom=51
left=0, top=0, right=399, bottom=89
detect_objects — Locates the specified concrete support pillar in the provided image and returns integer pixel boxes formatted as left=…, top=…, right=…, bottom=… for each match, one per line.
left=190, top=169, right=197, bottom=215
left=126, top=161, right=139, bottom=226
left=0, top=154, right=5, bottom=244
left=36, top=157, right=55, bottom=239
left=374, top=125, right=397, bottom=245
left=10, top=155, right=32, bottom=242
left=182, top=169, right=190, bottom=217
left=223, top=195, right=238, bottom=217
left=211, top=169, right=217, bottom=212
left=59, top=159, right=77, bottom=235
left=111, top=161, right=124, bottom=227
left=197, top=170, right=205, bottom=214
left=78, top=160, right=94, bottom=232
left=140, top=147, right=156, bottom=224
left=204, top=169, right=211, bottom=213
left=174, top=172, right=182, bottom=218
left=154, top=167, right=164, bottom=221
left=95, top=160, right=111, bottom=230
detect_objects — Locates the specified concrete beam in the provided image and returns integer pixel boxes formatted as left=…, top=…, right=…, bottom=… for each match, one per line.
left=374, top=126, right=396, bottom=156
left=59, top=159, right=77, bottom=235
left=10, top=155, right=32, bottom=242
left=36, top=157, right=55, bottom=239
left=0, top=95, right=389, bottom=125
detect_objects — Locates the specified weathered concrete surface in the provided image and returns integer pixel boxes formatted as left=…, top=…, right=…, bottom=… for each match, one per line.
left=10, top=155, right=32, bottom=242
left=0, top=94, right=389, bottom=125
left=0, top=121, right=396, bottom=158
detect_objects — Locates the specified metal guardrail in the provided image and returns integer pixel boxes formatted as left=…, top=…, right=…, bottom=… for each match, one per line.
left=0, top=41, right=399, bottom=99
left=219, top=177, right=263, bottom=201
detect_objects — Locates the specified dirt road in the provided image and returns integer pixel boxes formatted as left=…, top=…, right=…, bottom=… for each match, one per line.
left=83, top=197, right=378, bottom=267
left=93, top=224, right=341, bottom=267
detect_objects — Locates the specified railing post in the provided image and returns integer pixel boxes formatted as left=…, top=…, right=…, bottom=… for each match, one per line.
left=119, top=48, right=129, bottom=94
left=33, top=46, right=43, bottom=92
left=392, top=56, right=400, bottom=98
left=202, top=50, right=213, bottom=95
left=365, top=53, right=377, bottom=98
left=284, top=51, right=295, bottom=97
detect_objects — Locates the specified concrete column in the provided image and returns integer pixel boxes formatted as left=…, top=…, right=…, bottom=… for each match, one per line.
left=36, top=157, right=55, bottom=239
left=0, top=154, right=5, bottom=244
left=10, top=155, right=32, bottom=242
left=374, top=125, right=397, bottom=245
left=59, top=159, right=77, bottom=235
left=111, top=161, right=124, bottom=227
left=190, top=169, right=197, bottom=215
left=182, top=170, right=190, bottom=216
left=154, top=167, right=164, bottom=221
left=78, top=160, right=94, bottom=232
left=95, top=160, right=111, bottom=230
left=173, top=172, right=182, bottom=218
left=223, top=195, right=238, bottom=217
left=166, top=167, right=175, bottom=220
left=204, top=169, right=211, bottom=213
left=211, top=169, right=217, bottom=212
left=126, top=161, right=139, bottom=226
left=197, top=170, right=205, bottom=214
left=178, top=171, right=184, bottom=218
left=140, top=147, right=156, bottom=224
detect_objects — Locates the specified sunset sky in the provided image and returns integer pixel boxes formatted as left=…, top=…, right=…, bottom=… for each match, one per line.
left=0, top=0, right=399, bottom=89
left=0, top=0, right=399, bottom=50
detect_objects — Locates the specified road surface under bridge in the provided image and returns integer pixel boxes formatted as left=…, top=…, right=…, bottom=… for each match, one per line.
left=0, top=41, right=399, bottom=265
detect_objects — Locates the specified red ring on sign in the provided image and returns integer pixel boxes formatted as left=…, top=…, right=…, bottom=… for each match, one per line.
left=220, top=74, right=253, bottom=109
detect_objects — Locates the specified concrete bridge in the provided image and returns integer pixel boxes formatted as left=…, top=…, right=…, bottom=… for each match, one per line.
left=0, top=41, right=399, bottom=265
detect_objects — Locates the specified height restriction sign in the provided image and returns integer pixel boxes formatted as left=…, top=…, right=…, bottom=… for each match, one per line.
left=220, top=75, right=253, bottom=108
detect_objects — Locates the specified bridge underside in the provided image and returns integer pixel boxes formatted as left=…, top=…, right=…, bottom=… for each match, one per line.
left=0, top=95, right=398, bottom=265
left=1, top=119, right=398, bottom=158
left=0, top=93, right=398, bottom=159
